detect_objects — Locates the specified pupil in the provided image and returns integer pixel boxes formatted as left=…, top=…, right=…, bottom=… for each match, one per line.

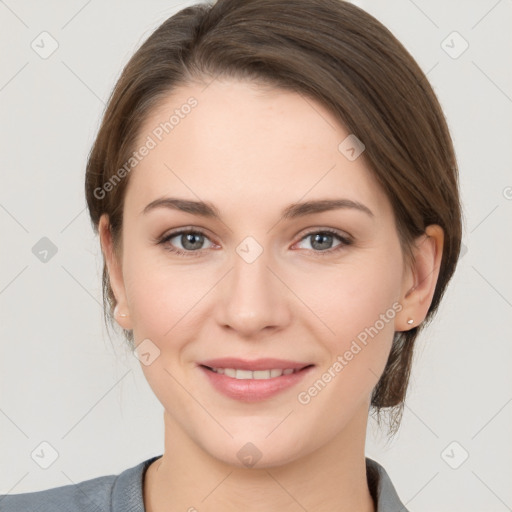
left=183, top=233, right=203, bottom=250
left=312, top=233, right=332, bottom=250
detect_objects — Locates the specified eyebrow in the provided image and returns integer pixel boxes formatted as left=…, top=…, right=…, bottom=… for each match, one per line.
left=141, top=197, right=374, bottom=220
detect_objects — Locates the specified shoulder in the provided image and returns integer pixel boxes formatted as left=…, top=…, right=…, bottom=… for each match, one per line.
left=0, top=455, right=162, bottom=512
left=366, top=457, right=410, bottom=512
left=0, top=474, right=116, bottom=512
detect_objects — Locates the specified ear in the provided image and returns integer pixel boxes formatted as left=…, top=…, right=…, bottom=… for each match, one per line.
left=98, top=214, right=133, bottom=330
left=396, top=224, right=444, bottom=331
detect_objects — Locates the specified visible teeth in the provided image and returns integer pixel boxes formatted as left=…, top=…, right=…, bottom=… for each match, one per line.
left=224, top=368, right=236, bottom=378
left=211, top=368, right=299, bottom=379
left=253, top=370, right=271, bottom=379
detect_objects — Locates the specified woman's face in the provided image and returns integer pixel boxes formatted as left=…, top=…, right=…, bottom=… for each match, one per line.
left=102, top=79, right=413, bottom=467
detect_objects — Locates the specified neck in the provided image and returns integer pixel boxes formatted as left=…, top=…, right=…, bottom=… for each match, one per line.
left=144, top=407, right=375, bottom=512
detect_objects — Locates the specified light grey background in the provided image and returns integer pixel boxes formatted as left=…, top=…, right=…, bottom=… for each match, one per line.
left=1, top=1, right=511, bottom=510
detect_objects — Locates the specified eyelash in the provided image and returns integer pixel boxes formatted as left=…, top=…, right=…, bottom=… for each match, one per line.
left=156, top=227, right=353, bottom=258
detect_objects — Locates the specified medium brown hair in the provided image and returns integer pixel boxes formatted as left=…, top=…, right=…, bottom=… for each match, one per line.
left=85, top=0, right=463, bottom=435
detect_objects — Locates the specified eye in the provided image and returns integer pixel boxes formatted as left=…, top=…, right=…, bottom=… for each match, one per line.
left=158, top=229, right=215, bottom=257
left=294, top=229, right=353, bottom=255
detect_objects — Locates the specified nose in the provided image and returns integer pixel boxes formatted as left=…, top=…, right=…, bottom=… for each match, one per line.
left=215, top=242, right=292, bottom=337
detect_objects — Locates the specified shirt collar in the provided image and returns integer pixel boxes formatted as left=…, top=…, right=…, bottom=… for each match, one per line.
left=366, top=457, right=409, bottom=511
left=111, top=455, right=161, bottom=512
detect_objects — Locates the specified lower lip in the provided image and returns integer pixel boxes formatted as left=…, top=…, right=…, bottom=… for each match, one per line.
left=199, top=365, right=314, bottom=402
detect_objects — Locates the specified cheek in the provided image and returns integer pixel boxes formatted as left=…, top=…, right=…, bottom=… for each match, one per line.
left=122, top=242, right=218, bottom=346
left=299, top=251, right=402, bottom=379
left=293, top=268, right=400, bottom=415
left=301, top=255, right=401, bottom=336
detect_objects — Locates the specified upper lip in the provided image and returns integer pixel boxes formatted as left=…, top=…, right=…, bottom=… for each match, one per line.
left=198, top=358, right=313, bottom=371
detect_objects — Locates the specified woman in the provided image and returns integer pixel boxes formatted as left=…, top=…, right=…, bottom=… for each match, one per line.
left=0, top=0, right=462, bottom=510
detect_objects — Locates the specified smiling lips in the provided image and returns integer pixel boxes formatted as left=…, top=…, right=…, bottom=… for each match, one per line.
left=198, top=357, right=314, bottom=401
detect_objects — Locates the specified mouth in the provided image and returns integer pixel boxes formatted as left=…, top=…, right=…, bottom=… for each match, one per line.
left=197, top=359, right=315, bottom=402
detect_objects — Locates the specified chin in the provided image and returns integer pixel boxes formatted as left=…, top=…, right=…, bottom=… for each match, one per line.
left=195, top=423, right=313, bottom=470
left=219, top=439, right=306, bottom=470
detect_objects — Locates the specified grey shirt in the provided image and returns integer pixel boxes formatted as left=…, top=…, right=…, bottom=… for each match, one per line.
left=0, top=456, right=409, bottom=511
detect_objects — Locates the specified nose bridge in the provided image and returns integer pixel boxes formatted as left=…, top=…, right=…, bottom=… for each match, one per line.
left=218, top=235, right=289, bottom=333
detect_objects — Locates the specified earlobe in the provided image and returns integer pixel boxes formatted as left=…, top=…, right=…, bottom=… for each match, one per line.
left=397, top=224, right=444, bottom=331
left=98, top=214, right=133, bottom=330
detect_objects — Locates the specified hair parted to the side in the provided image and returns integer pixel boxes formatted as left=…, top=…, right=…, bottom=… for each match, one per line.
left=85, top=0, right=463, bottom=437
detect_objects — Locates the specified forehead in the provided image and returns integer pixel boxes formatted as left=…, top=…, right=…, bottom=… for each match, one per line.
left=124, top=79, right=391, bottom=220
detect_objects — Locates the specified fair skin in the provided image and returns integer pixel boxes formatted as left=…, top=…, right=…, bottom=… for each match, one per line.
left=99, top=78, right=443, bottom=512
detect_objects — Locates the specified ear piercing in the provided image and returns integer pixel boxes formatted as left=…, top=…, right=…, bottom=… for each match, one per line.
left=114, top=305, right=128, bottom=318
left=407, top=318, right=414, bottom=325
